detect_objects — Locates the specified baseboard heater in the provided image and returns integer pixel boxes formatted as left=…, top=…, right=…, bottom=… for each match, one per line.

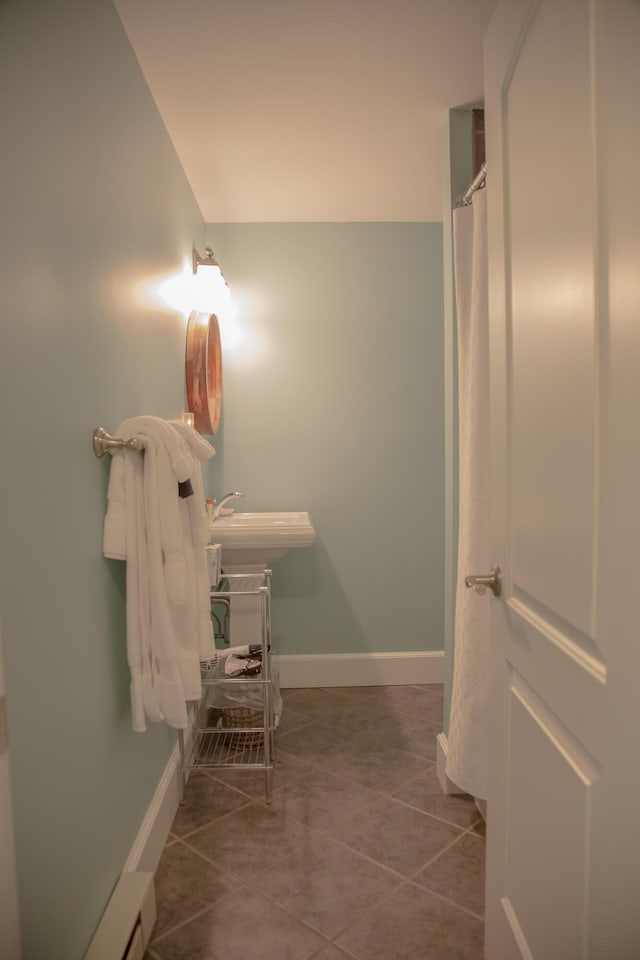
left=84, top=872, right=156, bottom=960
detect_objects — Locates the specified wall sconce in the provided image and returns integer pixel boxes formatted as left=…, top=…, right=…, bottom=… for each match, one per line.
left=193, top=245, right=220, bottom=273
left=190, top=245, right=233, bottom=315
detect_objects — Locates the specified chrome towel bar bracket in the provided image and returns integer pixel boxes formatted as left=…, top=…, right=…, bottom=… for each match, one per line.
left=93, top=426, right=144, bottom=459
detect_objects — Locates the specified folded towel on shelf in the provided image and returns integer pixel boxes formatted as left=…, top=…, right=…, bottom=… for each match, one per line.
left=200, top=644, right=263, bottom=681
left=224, top=655, right=262, bottom=678
left=102, top=415, right=217, bottom=731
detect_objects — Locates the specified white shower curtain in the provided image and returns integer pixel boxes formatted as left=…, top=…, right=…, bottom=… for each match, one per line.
left=445, top=187, right=491, bottom=801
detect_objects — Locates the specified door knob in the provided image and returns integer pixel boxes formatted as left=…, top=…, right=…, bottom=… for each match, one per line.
left=465, top=565, right=502, bottom=598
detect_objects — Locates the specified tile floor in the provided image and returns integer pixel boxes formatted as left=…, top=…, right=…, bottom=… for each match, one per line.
left=146, top=684, right=485, bottom=960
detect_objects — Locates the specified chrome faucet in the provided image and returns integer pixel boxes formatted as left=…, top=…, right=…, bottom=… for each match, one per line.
left=211, top=491, right=245, bottom=520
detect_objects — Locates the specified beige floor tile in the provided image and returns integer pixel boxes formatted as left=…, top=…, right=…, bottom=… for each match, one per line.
left=171, top=773, right=251, bottom=838
left=309, top=946, right=355, bottom=960
left=377, top=714, right=441, bottom=761
left=321, top=742, right=432, bottom=795
left=391, top=765, right=480, bottom=828
left=184, top=799, right=316, bottom=882
left=414, top=832, right=486, bottom=917
left=152, top=888, right=327, bottom=960
left=368, top=684, right=444, bottom=722
left=281, top=687, right=352, bottom=719
left=472, top=816, right=487, bottom=838
left=315, top=701, right=401, bottom=738
left=209, top=752, right=309, bottom=799
left=318, top=701, right=441, bottom=761
left=276, top=706, right=316, bottom=737
left=265, top=769, right=377, bottom=837
left=325, top=685, right=384, bottom=701
left=152, top=841, right=240, bottom=940
left=253, top=832, right=402, bottom=938
left=328, top=793, right=463, bottom=876
left=335, top=882, right=484, bottom=959
left=277, top=718, right=368, bottom=763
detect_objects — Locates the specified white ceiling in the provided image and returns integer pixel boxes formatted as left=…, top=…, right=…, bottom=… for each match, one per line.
left=114, top=0, right=496, bottom=222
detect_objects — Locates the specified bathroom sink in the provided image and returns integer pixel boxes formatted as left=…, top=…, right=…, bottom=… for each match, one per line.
left=209, top=511, right=316, bottom=567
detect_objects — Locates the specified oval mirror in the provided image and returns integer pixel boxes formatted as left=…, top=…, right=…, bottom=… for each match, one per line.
left=185, top=310, right=222, bottom=434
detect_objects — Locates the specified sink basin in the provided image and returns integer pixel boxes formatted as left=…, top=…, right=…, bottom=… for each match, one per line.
left=209, top=511, right=316, bottom=567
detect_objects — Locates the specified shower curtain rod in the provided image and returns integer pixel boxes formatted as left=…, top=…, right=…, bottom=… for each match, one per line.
left=456, top=162, right=487, bottom=207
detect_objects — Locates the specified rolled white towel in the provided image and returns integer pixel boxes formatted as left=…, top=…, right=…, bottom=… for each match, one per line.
left=103, top=450, right=127, bottom=560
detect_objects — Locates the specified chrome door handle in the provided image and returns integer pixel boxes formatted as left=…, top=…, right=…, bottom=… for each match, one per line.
left=465, top=565, right=502, bottom=598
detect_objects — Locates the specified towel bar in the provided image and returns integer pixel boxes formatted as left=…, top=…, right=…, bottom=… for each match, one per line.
left=93, top=426, right=144, bottom=459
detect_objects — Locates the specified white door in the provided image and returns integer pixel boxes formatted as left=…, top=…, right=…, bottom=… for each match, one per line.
left=0, top=622, right=20, bottom=959
left=484, top=1, right=640, bottom=958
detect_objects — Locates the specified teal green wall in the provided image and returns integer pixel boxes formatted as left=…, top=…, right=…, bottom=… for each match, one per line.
left=204, top=223, right=444, bottom=655
left=0, top=1, right=204, bottom=957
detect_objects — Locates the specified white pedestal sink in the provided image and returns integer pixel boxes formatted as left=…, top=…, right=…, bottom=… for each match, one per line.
left=208, top=512, right=316, bottom=645
left=208, top=511, right=316, bottom=570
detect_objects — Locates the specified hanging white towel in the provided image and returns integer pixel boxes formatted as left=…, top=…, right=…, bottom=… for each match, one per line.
left=446, top=187, right=491, bottom=800
left=172, top=421, right=218, bottom=661
left=103, top=416, right=216, bottom=731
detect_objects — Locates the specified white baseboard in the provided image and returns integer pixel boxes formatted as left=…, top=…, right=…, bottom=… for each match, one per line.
left=435, top=732, right=467, bottom=795
left=123, top=742, right=181, bottom=876
left=85, top=871, right=156, bottom=960
left=273, top=651, right=444, bottom=689
left=124, top=723, right=193, bottom=876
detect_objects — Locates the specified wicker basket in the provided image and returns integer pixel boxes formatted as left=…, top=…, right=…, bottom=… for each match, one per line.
left=220, top=706, right=264, bottom=749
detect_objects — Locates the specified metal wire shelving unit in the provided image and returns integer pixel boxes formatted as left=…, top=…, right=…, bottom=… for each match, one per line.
left=178, top=569, right=276, bottom=804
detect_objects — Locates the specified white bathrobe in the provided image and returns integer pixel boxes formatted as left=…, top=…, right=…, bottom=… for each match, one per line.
left=103, top=416, right=216, bottom=731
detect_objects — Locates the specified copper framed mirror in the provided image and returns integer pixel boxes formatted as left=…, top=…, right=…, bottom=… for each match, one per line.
left=185, top=311, right=222, bottom=434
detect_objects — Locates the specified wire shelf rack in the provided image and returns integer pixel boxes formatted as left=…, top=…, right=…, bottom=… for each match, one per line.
left=186, top=725, right=274, bottom=769
left=178, top=569, right=275, bottom=802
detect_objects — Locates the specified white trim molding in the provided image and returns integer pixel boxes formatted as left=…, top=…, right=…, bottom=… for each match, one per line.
left=123, top=741, right=181, bottom=876
left=124, top=721, right=194, bottom=876
left=273, top=651, right=444, bottom=689
left=436, top=731, right=468, bottom=795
